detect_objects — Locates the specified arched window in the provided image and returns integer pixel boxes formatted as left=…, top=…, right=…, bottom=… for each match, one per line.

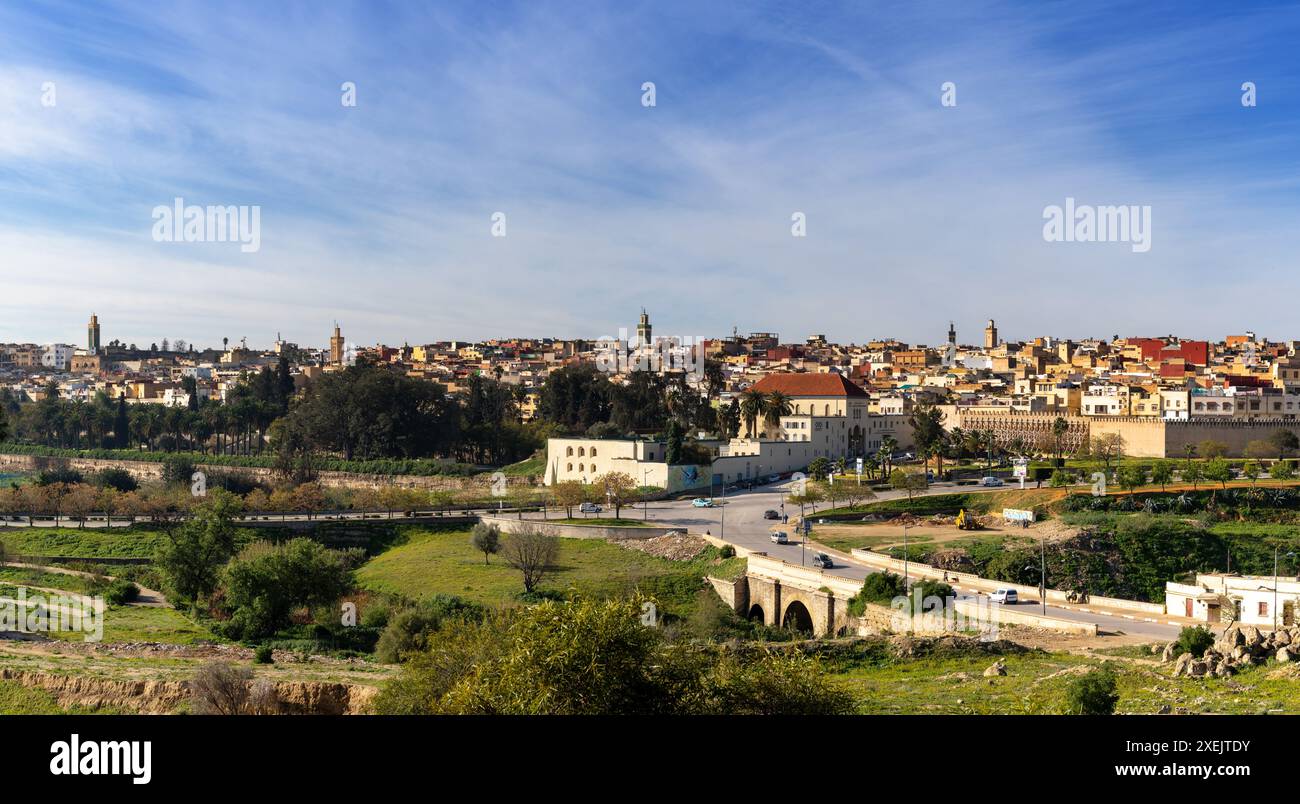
left=567, top=463, right=573, bottom=471
left=566, top=446, right=573, bottom=457
left=578, top=463, right=585, bottom=472
left=590, top=447, right=597, bottom=457
left=578, top=447, right=586, bottom=457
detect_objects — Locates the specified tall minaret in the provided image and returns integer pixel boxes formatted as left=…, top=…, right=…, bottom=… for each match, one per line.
left=947, top=321, right=956, bottom=346
left=88, top=313, right=101, bottom=353
left=636, top=309, right=652, bottom=348
left=330, top=323, right=345, bottom=365
left=984, top=319, right=998, bottom=350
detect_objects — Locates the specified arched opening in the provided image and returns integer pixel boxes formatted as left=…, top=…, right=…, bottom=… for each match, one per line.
left=747, top=604, right=765, bottom=622
left=782, top=600, right=814, bottom=634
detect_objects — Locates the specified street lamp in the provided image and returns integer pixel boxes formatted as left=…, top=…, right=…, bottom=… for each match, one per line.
left=642, top=468, right=651, bottom=521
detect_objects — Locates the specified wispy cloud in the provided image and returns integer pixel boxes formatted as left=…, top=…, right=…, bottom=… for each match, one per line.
left=2, top=0, right=1299, bottom=349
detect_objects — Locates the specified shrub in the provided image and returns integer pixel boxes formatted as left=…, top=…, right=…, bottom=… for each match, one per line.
left=93, top=468, right=138, bottom=492
left=160, top=455, right=197, bottom=486
left=1174, top=625, right=1214, bottom=658
left=847, top=571, right=907, bottom=616
left=253, top=644, right=274, bottom=664
left=374, top=595, right=485, bottom=663
left=103, top=580, right=139, bottom=606
left=1063, top=666, right=1118, bottom=715
left=190, top=661, right=252, bottom=715
left=718, top=545, right=736, bottom=559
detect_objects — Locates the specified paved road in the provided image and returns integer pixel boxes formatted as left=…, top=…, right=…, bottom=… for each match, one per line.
left=616, top=480, right=1184, bottom=641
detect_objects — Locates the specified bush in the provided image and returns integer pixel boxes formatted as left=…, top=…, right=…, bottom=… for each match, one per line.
left=220, top=539, right=353, bottom=639
left=253, top=644, right=274, bottom=664
left=160, top=455, right=197, bottom=486
left=103, top=579, right=139, bottom=606
left=847, top=571, right=907, bottom=616
left=1063, top=666, right=1118, bottom=715
left=374, top=595, right=485, bottom=663
left=718, top=545, right=736, bottom=559
left=36, top=467, right=84, bottom=486
left=190, top=661, right=252, bottom=715
left=1174, top=625, right=1214, bottom=658
left=93, top=468, right=138, bottom=492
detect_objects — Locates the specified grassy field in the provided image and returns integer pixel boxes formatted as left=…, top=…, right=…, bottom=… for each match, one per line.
left=356, top=526, right=745, bottom=620
left=827, top=642, right=1300, bottom=714
left=0, top=526, right=167, bottom=558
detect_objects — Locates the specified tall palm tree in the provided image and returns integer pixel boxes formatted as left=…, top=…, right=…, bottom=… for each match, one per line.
left=738, top=388, right=766, bottom=439
left=762, top=391, right=792, bottom=437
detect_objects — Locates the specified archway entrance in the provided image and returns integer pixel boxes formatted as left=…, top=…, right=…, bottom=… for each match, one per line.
left=747, top=604, right=765, bottom=623
left=782, top=600, right=814, bottom=634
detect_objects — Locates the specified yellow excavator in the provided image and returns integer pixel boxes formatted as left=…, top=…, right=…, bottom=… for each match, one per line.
left=955, top=508, right=979, bottom=530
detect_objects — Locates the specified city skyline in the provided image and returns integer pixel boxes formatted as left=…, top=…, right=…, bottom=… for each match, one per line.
left=5, top=2, right=1300, bottom=345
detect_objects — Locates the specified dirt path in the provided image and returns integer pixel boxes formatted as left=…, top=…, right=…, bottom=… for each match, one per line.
left=2, top=561, right=169, bottom=607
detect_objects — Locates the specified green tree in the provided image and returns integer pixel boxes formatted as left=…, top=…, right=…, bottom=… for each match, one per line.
left=891, top=470, right=929, bottom=500
left=1116, top=464, right=1146, bottom=495
left=1271, top=461, right=1295, bottom=481
left=469, top=522, right=501, bottom=564
left=1051, top=416, right=1069, bottom=463
left=807, top=457, right=830, bottom=480
left=1270, top=429, right=1300, bottom=460
left=1242, top=461, right=1261, bottom=486
left=738, top=388, right=766, bottom=438
left=1174, top=625, right=1214, bottom=658
left=1203, top=457, right=1231, bottom=489
left=222, top=538, right=353, bottom=639
left=1150, top=460, right=1174, bottom=491
left=154, top=489, right=243, bottom=610
left=1182, top=461, right=1203, bottom=489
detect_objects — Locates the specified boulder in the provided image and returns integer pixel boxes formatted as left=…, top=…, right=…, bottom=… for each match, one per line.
left=1173, top=652, right=1194, bottom=676
left=1278, top=647, right=1293, bottom=663
left=1161, top=642, right=1177, bottom=663
left=1188, top=660, right=1208, bottom=677
left=1275, top=630, right=1292, bottom=646
left=983, top=660, right=1007, bottom=677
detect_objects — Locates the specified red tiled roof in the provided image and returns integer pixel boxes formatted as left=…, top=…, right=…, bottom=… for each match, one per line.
left=750, top=372, right=868, bottom=397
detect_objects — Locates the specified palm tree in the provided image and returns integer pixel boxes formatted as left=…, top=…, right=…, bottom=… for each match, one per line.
left=762, top=391, right=792, bottom=437
left=738, top=388, right=766, bottom=439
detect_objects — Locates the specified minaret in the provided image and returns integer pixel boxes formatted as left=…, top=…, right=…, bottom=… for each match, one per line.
left=88, top=314, right=101, bottom=353
left=984, top=319, right=998, bottom=350
left=636, top=309, right=652, bottom=348
left=947, top=321, right=956, bottom=346
left=330, top=323, right=345, bottom=365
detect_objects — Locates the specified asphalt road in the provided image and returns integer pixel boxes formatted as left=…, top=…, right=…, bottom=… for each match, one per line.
left=627, top=479, right=1184, bottom=641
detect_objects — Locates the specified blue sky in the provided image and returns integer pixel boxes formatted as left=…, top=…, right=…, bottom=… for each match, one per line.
left=3, top=0, right=1300, bottom=350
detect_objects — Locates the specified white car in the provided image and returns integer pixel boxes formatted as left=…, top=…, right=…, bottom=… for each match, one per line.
left=691, top=498, right=715, bottom=508
left=980, top=476, right=1005, bottom=487
left=769, top=531, right=789, bottom=545
left=579, top=502, right=602, bottom=513
left=989, top=589, right=1018, bottom=604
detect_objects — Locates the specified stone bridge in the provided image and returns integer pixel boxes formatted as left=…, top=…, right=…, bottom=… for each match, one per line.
left=711, top=554, right=864, bottom=637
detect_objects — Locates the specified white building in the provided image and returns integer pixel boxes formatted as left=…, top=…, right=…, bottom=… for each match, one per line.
left=1166, top=573, right=1300, bottom=628
left=41, top=344, right=76, bottom=371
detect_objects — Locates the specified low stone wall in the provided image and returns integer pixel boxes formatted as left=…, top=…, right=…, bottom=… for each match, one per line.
left=0, top=452, right=536, bottom=492
left=477, top=515, right=672, bottom=540
left=848, top=547, right=1163, bottom=615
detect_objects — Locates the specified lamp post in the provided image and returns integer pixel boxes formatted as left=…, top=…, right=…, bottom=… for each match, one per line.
left=642, top=468, right=651, bottom=521
left=903, top=522, right=909, bottom=588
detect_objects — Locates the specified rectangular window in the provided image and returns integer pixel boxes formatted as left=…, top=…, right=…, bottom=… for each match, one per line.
left=1259, top=601, right=1269, bottom=617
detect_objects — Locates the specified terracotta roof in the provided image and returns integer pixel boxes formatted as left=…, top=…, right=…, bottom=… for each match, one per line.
left=750, top=372, right=868, bottom=397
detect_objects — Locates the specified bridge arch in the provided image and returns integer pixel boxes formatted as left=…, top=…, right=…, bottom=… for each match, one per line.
left=747, top=604, right=765, bottom=622
left=781, top=600, right=814, bottom=634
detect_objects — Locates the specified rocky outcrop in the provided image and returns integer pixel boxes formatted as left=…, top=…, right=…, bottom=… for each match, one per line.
left=1163, top=623, right=1300, bottom=678
left=0, top=668, right=377, bottom=714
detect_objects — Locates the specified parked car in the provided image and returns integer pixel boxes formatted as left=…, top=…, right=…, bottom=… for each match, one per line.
left=691, top=498, right=715, bottom=508
left=990, top=589, right=1018, bottom=604
left=763, top=509, right=780, bottom=520
left=811, top=552, right=833, bottom=569
left=980, top=476, right=1005, bottom=487
left=579, top=502, right=602, bottom=513
left=767, top=473, right=782, bottom=483
left=770, top=531, right=789, bottom=545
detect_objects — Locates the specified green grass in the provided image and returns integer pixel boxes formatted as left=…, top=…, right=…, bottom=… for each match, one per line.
left=0, top=678, right=126, bottom=714
left=826, top=643, right=1300, bottom=714
left=499, top=455, right=546, bottom=476
left=0, top=526, right=166, bottom=558
left=356, top=526, right=745, bottom=620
